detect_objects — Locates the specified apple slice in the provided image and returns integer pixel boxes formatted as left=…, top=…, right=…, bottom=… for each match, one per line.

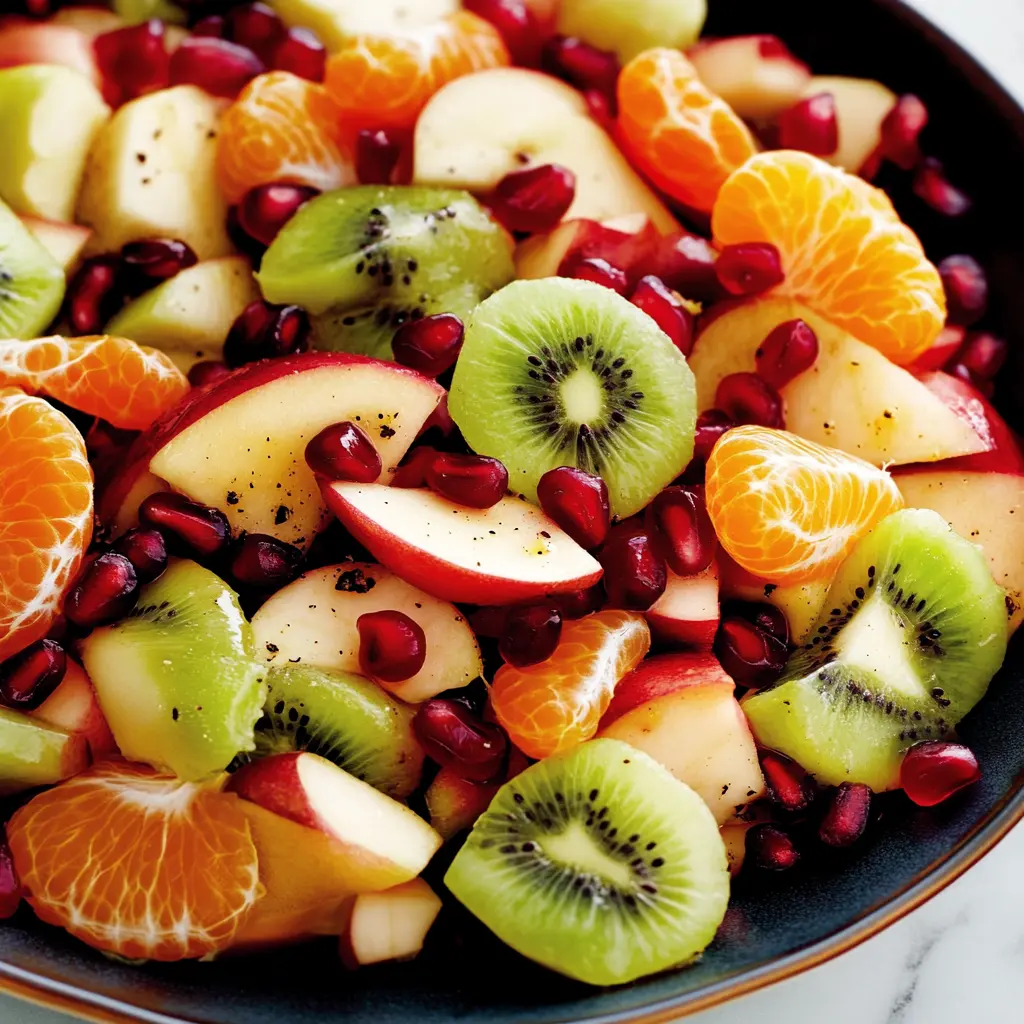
left=19, top=215, right=92, bottom=273
left=339, top=878, right=442, bottom=969
left=0, top=707, right=88, bottom=796
left=414, top=68, right=679, bottom=233
left=251, top=562, right=483, bottom=703
left=598, top=652, right=764, bottom=823
left=273, top=0, right=457, bottom=50
left=322, top=483, right=603, bottom=605
left=51, top=7, right=126, bottom=35
left=30, top=658, right=117, bottom=762
left=0, top=22, right=101, bottom=87
left=646, top=562, right=719, bottom=649
left=911, top=324, right=965, bottom=373
left=689, top=298, right=988, bottom=466
left=721, top=822, right=749, bottom=876
left=801, top=75, right=896, bottom=173
left=425, top=768, right=499, bottom=842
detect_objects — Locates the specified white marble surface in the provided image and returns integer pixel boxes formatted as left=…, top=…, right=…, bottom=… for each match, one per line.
left=3, top=0, right=1024, bottom=1021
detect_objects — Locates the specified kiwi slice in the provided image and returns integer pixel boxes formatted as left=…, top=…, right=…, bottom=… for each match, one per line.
left=445, top=738, right=729, bottom=986
left=743, top=508, right=1008, bottom=792
left=248, top=664, right=425, bottom=799
left=80, top=559, right=266, bottom=782
left=256, top=186, right=515, bottom=360
left=0, top=197, right=64, bottom=338
left=448, top=278, right=697, bottom=519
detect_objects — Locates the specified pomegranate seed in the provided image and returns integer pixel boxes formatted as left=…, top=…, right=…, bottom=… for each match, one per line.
left=467, top=605, right=509, bottom=639
left=598, top=526, right=667, bottom=611
left=426, top=452, right=509, bottom=509
left=499, top=604, right=563, bottom=667
left=714, top=617, right=787, bottom=687
left=958, top=332, right=1007, bottom=381
left=630, top=275, right=695, bottom=355
left=649, top=232, right=720, bottom=301
left=67, top=256, right=124, bottom=335
left=746, top=824, right=799, bottom=871
left=94, top=20, right=170, bottom=107
left=192, top=15, right=226, bottom=38
left=563, top=256, right=629, bottom=294
left=413, top=698, right=508, bottom=781
left=113, top=528, right=168, bottom=584
left=238, top=184, right=318, bottom=246
left=490, top=164, right=576, bottom=235
left=716, top=372, right=784, bottom=428
left=224, top=301, right=309, bottom=366
left=304, top=421, right=381, bottom=482
left=272, top=26, right=326, bottom=81
left=390, top=445, right=438, bottom=488
left=357, top=610, right=427, bottom=683
left=818, top=782, right=872, bottom=847
left=693, top=409, right=734, bottom=462
left=553, top=584, right=605, bottom=619
left=0, top=828, right=21, bottom=920
left=880, top=94, right=928, bottom=170
left=392, top=313, right=465, bottom=377
left=226, top=2, right=285, bottom=64
left=187, top=360, right=232, bottom=389
left=121, top=238, right=197, bottom=287
left=715, top=243, right=785, bottom=297
left=723, top=599, right=789, bottom=646
left=536, top=466, right=610, bottom=549
left=265, top=304, right=311, bottom=359
left=65, top=552, right=138, bottom=628
left=913, top=158, right=971, bottom=217
left=938, top=255, right=988, bottom=326
left=900, top=740, right=981, bottom=807
left=755, top=319, right=819, bottom=389
left=139, top=492, right=230, bottom=558
left=169, top=37, right=264, bottom=99
left=464, top=0, right=541, bottom=65
left=0, top=639, right=66, bottom=710
left=584, top=89, right=614, bottom=130
left=645, top=486, right=716, bottom=577
left=760, top=752, right=815, bottom=813
left=543, top=36, right=620, bottom=107
left=778, top=92, right=838, bottom=156
left=356, top=129, right=402, bottom=185
left=230, top=533, right=302, bottom=588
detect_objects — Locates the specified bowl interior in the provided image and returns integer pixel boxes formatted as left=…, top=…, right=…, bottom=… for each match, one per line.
left=3, top=1, right=1024, bottom=1022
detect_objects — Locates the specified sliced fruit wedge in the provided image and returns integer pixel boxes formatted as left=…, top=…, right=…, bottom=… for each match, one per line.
left=0, top=708, right=88, bottom=796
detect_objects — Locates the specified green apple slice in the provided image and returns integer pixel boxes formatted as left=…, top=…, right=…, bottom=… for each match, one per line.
left=0, top=708, right=88, bottom=796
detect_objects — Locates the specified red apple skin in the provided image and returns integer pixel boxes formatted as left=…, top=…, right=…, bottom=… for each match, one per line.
left=647, top=608, right=719, bottom=650
left=225, top=752, right=322, bottom=831
left=646, top=563, right=720, bottom=649
left=31, top=659, right=117, bottom=761
left=601, top=652, right=734, bottom=729
left=909, top=326, right=965, bottom=373
left=0, top=22, right=101, bottom=86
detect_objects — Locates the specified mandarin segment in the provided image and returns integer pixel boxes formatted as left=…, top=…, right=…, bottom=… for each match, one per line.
left=705, top=425, right=904, bottom=586
left=7, top=760, right=263, bottom=962
left=617, top=47, right=758, bottom=214
left=491, top=610, right=650, bottom=759
left=711, top=150, right=946, bottom=364
left=0, top=336, right=189, bottom=431
left=0, top=388, right=93, bottom=663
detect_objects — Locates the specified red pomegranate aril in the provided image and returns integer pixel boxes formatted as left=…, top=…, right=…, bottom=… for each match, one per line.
left=169, top=37, right=265, bottom=99
left=230, top=533, right=302, bottom=588
left=599, top=527, right=667, bottom=611
left=264, top=305, right=310, bottom=359
left=554, top=583, right=605, bottom=619
left=543, top=36, right=620, bottom=106
left=630, top=275, right=695, bottom=355
left=693, top=409, right=734, bottom=462
left=645, top=486, right=716, bottom=577
left=755, top=319, right=819, bottom=389
left=746, top=823, right=799, bottom=871
left=304, top=421, right=382, bottom=483
left=192, top=15, right=226, bottom=38
left=67, top=256, right=124, bottom=335
left=0, top=829, right=21, bottom=921
left=226, top=2, right=285, bottom=64
left=818, top=782, right=872, bottom=847
left=358, top=610, right=427, bottom=683
left=65, top=552, right=138, bottom=628
left=880, top=94, right=928, bottom=170
left=113, top=528, right=167, bottom=584
left=491, top=164, right=576, bottom=235
left=563, top=256, right=629, bottom=295
left=760, top=752, right=815, bottom=813
left=356, top=129, right=402, bottom=185
left=584, top=88, right=614, bottom=130
left=716, top=372, right=784, bottom=428
left=724, top=599, right=789, bottom=646
left=0, top=639, right=66, bottom=711
left=392, top=313, right=465, bottom=377
left=499, top=604, right=563, bottom=668
left=187, top=360, right=232, bottom=389
left=390, top=445, right=438, bottom=488
left=468, top=604, right=509, bottom=639
left=913, top=158, right=971, bottom=217
left=237, top=184, right=318, bottom=246
left=778, top=92, right=838, bottom=156
left=536, top=466, right=610, bottom=550
left=121, top=238, right=197, bottom=285
left=94, top=20, right=170, bottom=106
left=139, top=492, right=230, bottom=558
left=272, top=26, right=326, bottom=81
left=900, top=740, right=981, bottom=807
left=938, top=254, right=988, bottom=326
left=957, top=331, right=1006, bottom=381
left=649, top=232, right=720, bottom=301
left=426, top=452, right=509, bottom=509
left=223, top=300, right=276, bottom=367
left=715, top=243, right=785, bottom=297
left=464, top=0, right=541, bottom=66
left=714, top=617, right=787, bottom=687
left=413, top=698, right=508, bottom=781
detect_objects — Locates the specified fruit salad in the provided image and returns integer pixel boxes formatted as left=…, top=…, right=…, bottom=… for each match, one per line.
left=0, top=0, right=1018, bottom=991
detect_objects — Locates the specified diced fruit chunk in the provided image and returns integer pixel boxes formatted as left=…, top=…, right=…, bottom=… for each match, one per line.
left=272, top=0, right=458, bottom=51
left=19, top=216, right=91, bottom=273
left=801, top=76, right=896, bottom=173
left=30, top=658, right=117, bottom=761
left=339, top=879, right=442, bottom=968
left=0, top=708, right=88, bottom=796
left=556, top=0, right=706, bottom=63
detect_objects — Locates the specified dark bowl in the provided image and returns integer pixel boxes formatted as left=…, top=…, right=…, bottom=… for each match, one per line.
left=3, top=0, right=1024, bottom=1021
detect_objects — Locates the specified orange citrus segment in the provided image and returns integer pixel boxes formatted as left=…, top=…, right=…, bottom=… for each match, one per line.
left=0, top=388, right=93, bottom=662
left=324, top=11, right=510, bottom=134
left=7, top=760, right=263, bottom=962
left=217, top=71, right=356, bottom=205
left=711, top=150, right=946, bottom=364
left=0, top=336, right=189, bottom=431
left=617, top=47, right=758, bottom=214
left=491, top=610, right=651, bottom=759
left=705, top=424, right=904, bottom=586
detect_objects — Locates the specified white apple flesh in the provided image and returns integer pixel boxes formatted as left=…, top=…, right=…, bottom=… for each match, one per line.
left=0, top=22, right=101, bottom=87
left=646, top=562, right=720, bottom=650
left=19, top=215, right=92, bottom=273
left=801, top=75, right=896, bottom=173
left=30, top=658, right=117, bottom=761
left=339, top=878, right=442, bottom=969
left=272, top=0, right=458, bottom=51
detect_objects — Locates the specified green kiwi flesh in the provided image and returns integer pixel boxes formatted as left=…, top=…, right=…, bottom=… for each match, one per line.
left=256, top=186, right=515, bottom=360
left=0, top=708, right=80, bottom=796
left=743, top=508, right=1008, bottom=792
left=249, top=664, right=424, bottom=799
left=0, top=196, right=65, bottom=338
left=448, top=278, right=697, bottom=519
left=445, top=738, right=729, bottom=986
left=80, top=559, right=266, bottom=782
